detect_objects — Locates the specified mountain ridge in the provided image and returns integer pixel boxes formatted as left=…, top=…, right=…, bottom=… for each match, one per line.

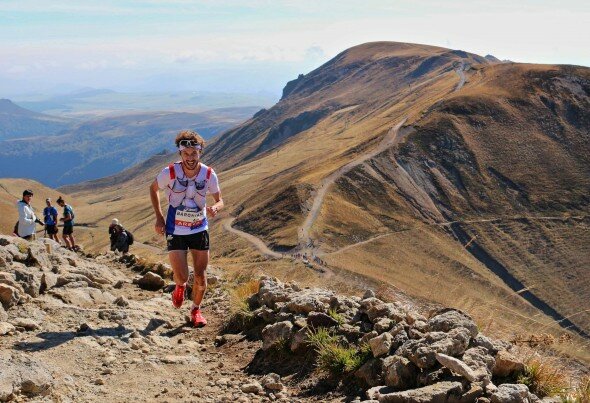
left=32, top=41, right=590, bottom=360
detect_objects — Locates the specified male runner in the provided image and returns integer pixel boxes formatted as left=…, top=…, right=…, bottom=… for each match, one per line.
left=149, top=130, right=223, bottom=327
left=43, top=198, right=60, bottom=243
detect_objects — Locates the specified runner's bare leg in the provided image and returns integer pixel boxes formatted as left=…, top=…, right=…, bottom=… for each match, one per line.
left=169, top=250, right=189, bottom=285
left=189, top=249, right=208, bottom=306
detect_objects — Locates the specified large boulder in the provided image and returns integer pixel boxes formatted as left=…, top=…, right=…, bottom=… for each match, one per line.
left=0, top=283, right=21, bottom=310
left=40, top=272, right=58, bottom=293
left=261, top=321, right=293, bottom=350
left=290, top=327, right=310, bottom=353
left=383, top=355, right=418, bottom=390
left=49, top=287, right=115, bottom=308
left=257, top=277, right=291, bottom=308
left=492, top=350, right=525, bottom=378
left=26, top=241, right=53, bottom=269
left=377, top=381, right=463, bottom=403
left=367, top=303, right=406, bottom=323
left=397, top=328, right=471, bottom=369
left=0, top=322, right=15, bottom=336
left=307, top=311, right=339, bottom=328
left=355, top=358, right=384, bottom=387
left=14, top=268, right=41, bottom=298
left=428, top=309, right=478, bottom=338
left=435, top=353, right=477, bottom=382
left=462, top=346, right=495, bottom=382
left=374, top=318, right=394, bottom=333
left=0, top=351, right=54, bottom=400
left=360, top=297, right=384, bottom=312
left=490, top=384, right=531, bottom=403
left=286, top=292, right=331, bottom=314
left=369, top=332, right=394, bottom=357
left=472, top=335, right=512, bottom=355
left=136, top=272, right=165, bottom=291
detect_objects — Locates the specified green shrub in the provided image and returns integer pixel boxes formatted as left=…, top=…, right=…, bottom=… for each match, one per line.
left=328, top=308, right=345, bottom=326
left=308, top=328, right=371, bottom=376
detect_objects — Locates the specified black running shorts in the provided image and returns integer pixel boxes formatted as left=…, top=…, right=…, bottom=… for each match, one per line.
left=46, top=224, right=58, bottom=235
left=167, top=231, right=209, bottom=251
left=63, top=224, right=74, bottom=235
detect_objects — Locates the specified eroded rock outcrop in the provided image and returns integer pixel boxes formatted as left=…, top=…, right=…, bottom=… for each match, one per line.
left=232, top=276, right=535, bottom=403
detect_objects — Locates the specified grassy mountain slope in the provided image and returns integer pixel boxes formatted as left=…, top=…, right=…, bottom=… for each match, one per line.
left=49, top=42, right=589, bottom=360
left=0, top=178, right=85, bottom=235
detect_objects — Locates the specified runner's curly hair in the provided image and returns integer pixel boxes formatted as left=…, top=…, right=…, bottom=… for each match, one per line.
left=175, top=130, right=205, bottom=148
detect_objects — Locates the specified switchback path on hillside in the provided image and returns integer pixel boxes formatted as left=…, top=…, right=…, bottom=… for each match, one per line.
left=436, top=214, right=588, bottom=226
left=299, top=118, right=408, bottom=247
left=320, top=214, right=588, bottom=257
left=221, top=63, right=467, bottom=270
left=299, top=62, right=470, bottom=250
left=222, top=217, right=283, bottom=259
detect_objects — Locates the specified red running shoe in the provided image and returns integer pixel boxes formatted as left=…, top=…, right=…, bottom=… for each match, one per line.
left=172, top=284, right=186, bottom=308
left=191, top=307, right=207, bottom=328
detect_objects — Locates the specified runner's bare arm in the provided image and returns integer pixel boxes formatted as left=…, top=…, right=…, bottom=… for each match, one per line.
left=150, top=180, right=166, bottom=235
left=206, top=191, right=224, bottom=218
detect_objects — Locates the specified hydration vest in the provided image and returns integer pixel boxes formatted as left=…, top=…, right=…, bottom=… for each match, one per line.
left=166, top=162, right=213, bottom=209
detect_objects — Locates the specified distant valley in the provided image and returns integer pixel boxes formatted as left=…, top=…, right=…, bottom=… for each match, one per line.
left=0, top=99, right=72, bottom=140
left=11, top=88, right=276, bottom=118
left=0, top=100, right=262, bottom=186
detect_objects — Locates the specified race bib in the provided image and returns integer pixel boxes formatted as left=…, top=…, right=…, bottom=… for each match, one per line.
left=174, top=207, right=206, bottom=229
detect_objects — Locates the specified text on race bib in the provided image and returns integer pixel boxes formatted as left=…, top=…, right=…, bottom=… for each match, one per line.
left=174, top=208, right=206, bottom=229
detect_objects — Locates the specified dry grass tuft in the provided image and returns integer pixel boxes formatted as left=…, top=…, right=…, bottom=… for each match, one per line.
left=223, top=278, right=261, bottom=332
left=572, top=375, right=590, bottom=403
left=517, top=357, right=569, bottom=398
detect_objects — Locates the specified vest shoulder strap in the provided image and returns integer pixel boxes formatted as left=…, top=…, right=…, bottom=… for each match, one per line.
left=168, top=163, right=176, bottom=180
left=206, top=166, right=212, bottom=180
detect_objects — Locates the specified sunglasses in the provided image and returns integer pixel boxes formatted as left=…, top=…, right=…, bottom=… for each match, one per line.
left=178, top=140, right=202, bottom=150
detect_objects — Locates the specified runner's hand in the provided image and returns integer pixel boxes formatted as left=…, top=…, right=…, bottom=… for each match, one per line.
left=207, top=206, right=218, bottom=218
left=155, top=216, right=165, bottom=235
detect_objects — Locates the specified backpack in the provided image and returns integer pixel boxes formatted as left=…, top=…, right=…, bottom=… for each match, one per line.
left=126, top=230, right=134, bottom=245
left=67, top=205, right=75, bottom=220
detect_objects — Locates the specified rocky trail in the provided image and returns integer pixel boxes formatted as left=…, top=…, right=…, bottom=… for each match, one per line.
left=0, top=235, right=307, bottom=402
left=1, top=234, right=573, bottom=402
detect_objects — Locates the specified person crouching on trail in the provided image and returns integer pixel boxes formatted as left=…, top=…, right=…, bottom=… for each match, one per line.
left=149, top=130, right=224, bottom=328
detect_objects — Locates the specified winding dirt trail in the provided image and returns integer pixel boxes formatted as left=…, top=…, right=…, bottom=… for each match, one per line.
left=220, top=62, right=468, bottom=267
left=222, top=217, right=283, bottom=259
left=299, top=118, right=408, bottom=247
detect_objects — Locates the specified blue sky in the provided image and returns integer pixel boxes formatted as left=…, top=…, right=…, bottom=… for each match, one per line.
left=1, top=0, right=588, bottom=96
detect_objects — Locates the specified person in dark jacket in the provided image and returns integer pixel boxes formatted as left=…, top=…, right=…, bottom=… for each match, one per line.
left=109, top=219, right=129, bottom=253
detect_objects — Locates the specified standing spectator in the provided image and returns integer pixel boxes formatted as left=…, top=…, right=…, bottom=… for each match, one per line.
left=16, top=189, right=43, bottom=240
left=57, top=196, right=76, bottom=250
left=43, top=198, right=60, bottom=243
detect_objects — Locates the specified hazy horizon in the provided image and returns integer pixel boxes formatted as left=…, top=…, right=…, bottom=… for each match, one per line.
left=1, top=0, right=589, bottom=98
